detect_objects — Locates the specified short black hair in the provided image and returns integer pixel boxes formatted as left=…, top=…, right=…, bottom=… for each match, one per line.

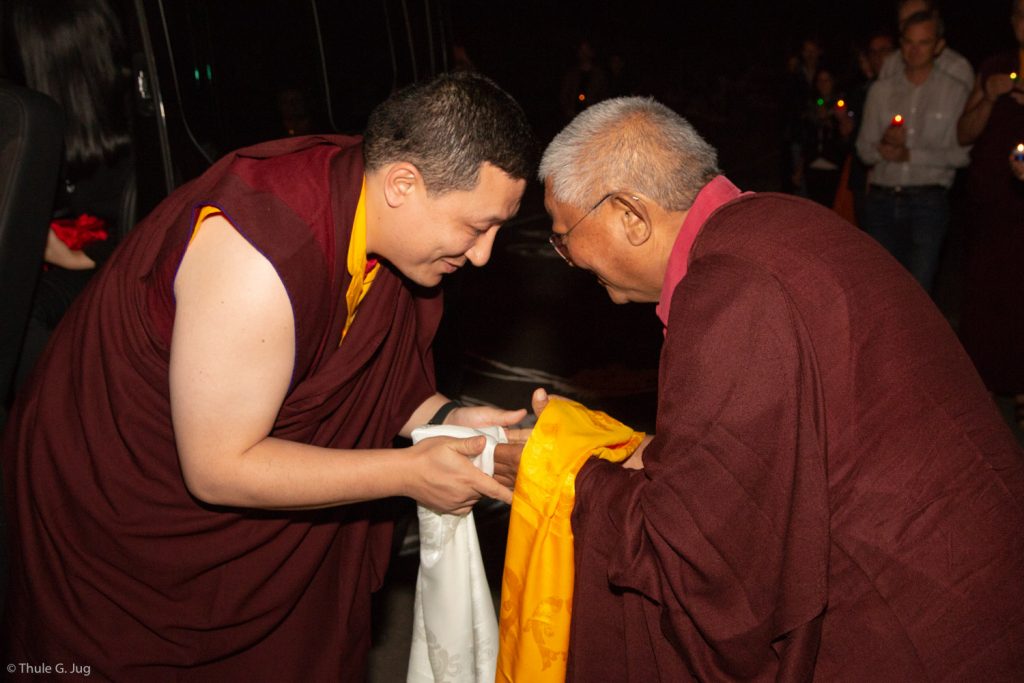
left=363, top=71, right=537, bottom=195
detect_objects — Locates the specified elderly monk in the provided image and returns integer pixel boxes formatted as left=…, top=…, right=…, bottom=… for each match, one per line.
left=2, top=72, right=533, bottom=680
left=538, top=97, right=1024, bottom=681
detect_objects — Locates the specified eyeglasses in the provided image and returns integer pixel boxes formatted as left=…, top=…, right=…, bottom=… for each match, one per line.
left=548, top=192, right=614, bottom=267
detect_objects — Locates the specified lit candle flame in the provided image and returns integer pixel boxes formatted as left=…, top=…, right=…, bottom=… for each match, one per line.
left=837, top=99, right=846, bottom=108
left=891, top=114, right=904, bottom=126
left=1012, top=72, right=1019, bottom=80
left=1017, top=143, right=1024, bottom=153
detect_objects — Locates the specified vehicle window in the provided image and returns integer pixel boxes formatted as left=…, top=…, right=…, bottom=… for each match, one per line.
left=159, top=0, right=400, bottom=161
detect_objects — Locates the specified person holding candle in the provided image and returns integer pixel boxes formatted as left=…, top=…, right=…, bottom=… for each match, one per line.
left=536, top=95, right=1024, bottom=681
left=846, top=31, right=897, bottom=226
left=796, top=66, right=855, bottom=207
left=956, top=0, right=1024, bottom=430
left=855, top=8, right=970, bottom=294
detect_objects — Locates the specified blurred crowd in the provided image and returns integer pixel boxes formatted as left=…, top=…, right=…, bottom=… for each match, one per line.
left=552, top=0, right=1024, bottom=426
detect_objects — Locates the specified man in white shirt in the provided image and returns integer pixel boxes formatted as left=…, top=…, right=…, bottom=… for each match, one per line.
left=855, top=8, right=970, bottom=293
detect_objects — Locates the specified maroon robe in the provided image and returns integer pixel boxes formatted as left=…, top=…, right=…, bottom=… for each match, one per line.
left=2, top=136, right=441, bottom=679
left=569, top=194, right=1024, bottom=681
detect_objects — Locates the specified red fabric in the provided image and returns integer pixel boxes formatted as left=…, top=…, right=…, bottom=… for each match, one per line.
left=656, top=175, right=746, bottom=329
left=569, top=193, right=1024, bottom=681
left=3, top=136, right=442, bottom=680
left=50, top=213, right=108, bottom=249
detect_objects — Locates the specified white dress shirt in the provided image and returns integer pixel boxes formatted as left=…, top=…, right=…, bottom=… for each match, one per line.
left=856, top=65, right=971, bottom=188
left=879, top=47, right=975, bottom=92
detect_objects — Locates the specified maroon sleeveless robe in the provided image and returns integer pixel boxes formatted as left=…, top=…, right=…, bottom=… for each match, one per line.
left=2, top=135, right=441, bottom=680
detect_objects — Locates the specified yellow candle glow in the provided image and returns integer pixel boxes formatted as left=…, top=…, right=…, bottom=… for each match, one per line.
left=1012, top=72, right=1019, bottom=81
left=837, top=99, right=846, bottom=108
left=891, top=114, right=904, bottom=127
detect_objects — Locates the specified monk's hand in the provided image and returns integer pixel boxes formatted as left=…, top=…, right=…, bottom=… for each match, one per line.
left=530, top=386, right=570, bottom=416
left=446, top=404, right=527, bottom=430
left=493, top=442, right=522, bottom=491
left=983, top=73, right=1015, bottom=102
left=406, top=435, right=513, bottom=515
left=622, top=435, right=654, bottom=470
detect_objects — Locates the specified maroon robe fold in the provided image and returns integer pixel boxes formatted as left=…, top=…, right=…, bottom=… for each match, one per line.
left=569, top=194, right=1024, bottom=681
left=2, top=136, right=441, bottom=680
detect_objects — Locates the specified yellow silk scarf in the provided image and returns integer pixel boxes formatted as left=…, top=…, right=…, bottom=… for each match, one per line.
left=496, top=397, right=645, bottom=682
left=341, top=178, right=379, bottom=342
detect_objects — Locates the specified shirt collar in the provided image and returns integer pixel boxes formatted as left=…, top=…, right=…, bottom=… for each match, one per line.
left=655, top=175, right=746, bottom=329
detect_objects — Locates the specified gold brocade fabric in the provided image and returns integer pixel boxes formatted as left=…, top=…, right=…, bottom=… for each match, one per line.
left=496, top=398, right=644, bottom=683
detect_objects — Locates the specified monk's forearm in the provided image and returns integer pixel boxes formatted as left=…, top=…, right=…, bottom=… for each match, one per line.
left=182, top=437, right=414, bottom=510
left=399, top=392, right=450, bottom=438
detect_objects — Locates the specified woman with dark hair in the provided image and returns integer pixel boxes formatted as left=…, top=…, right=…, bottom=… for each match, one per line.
left=8, top=0, right=135, bottom=387
left=797, top=66, right=854, bottom=207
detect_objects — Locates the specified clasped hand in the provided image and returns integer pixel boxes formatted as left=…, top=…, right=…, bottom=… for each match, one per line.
left=984, top=73, right=1024, bottom=105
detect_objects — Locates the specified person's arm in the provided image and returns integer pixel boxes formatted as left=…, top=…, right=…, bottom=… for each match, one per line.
left=400, top=394, right=527, bottom=438
left=957, top=73, right=1013, bottom=145
left=170, top=215, right=511, bottom=513
left=855, top=83, right=886, bottom=166
left=43, top=229, right=96, bottom=270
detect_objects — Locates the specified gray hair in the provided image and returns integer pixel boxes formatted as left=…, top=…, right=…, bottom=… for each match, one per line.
left=539, top=97, right=720, bottom=212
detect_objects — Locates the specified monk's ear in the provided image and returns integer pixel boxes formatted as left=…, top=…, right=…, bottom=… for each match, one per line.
left=382, top=162, right=421, bottom=208
left=616, top=194, right=652, bottom=247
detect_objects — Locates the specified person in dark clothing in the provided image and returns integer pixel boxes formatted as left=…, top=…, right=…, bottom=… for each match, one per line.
left=956, top=0, right=1024, bottom=428
left=5, top=0, right=135, bottom=391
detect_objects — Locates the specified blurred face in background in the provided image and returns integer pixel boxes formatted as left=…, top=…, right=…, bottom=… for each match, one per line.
left=900, top=18, right=944, bottom=72
left=866, top=34, right=896, bottom=77
left=1013, top=0, right=1024, bottom=46
left=815, top=69, right=836, bottom=97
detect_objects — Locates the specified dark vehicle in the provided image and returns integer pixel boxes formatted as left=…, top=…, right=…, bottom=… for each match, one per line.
left=125, top=0, right=454, bottom=216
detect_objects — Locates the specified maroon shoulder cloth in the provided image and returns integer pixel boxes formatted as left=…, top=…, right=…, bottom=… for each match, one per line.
left=569, top=194, right=1024, bottom=681
left=2, top=135, right=441, bottom=680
